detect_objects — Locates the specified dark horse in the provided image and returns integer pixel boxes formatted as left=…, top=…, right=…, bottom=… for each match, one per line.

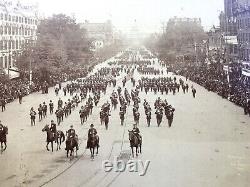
left=0, top=126, right=8, bottom=153
left=89, top=134, right=99, bottom=160
left=128, top=130, right=142, bottom=157
left=156, top=112, right=163, bottom=127
left=65, top=136, right=78, bottom=158
left=42, top=125, right=65, bottom=152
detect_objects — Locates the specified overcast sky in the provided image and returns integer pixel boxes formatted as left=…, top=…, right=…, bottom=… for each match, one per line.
left=24, top=0, right=224, bottom=33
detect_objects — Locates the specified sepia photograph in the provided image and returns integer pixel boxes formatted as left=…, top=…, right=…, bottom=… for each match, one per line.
left=0, top=0, right=250, bottom=186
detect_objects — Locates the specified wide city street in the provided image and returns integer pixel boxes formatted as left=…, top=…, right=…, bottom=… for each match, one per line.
left=0, top=48, right=250, bottom=187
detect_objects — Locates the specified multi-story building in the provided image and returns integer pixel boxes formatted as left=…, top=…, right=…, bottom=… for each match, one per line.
left=0, top=0, right=38, bottom=74
left=221, top=0, right=239, bottom=62
left=207, top=26, right=223, bottom=51
left=235, top=0, right=250, bottom=61
left=224, top=0, right=238, bottom=35
left=80, top=20, right=113, bottom=51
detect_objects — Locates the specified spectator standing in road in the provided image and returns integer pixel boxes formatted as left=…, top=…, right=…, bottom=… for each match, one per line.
left=192, top=87, right=197, bottom=98
left=30, top=107, right=36, bottom=126
left=18, top=90, right=23, bottom=104
left=0, top=97, right=6, bottom=112
left=42, top=102, right=47, bottom=118
left=49, top=100, right=54, bottom=114
left=38, top=104, right=43, bottom=121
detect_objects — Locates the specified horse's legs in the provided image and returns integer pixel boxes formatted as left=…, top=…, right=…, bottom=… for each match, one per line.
left=59, top=138, right=62, bottom=150
left=131, top=147, right=134, bottom=157
left=67, top=150, right=69, bottom=157
left=46, top=142, right=49, bottom=151
left=4, top=142, right=6, bottom=151
left=56, top=139, right=59, bottom=151
left=90, top=148, right=93, bottom=158
left=51, top=142, right=53, bottom=152
left=136, top=147, right=138, bottom=157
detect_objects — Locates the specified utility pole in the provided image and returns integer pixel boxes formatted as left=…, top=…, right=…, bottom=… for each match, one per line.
left=29, top=39, right=34, bottom=86
left=8, top=40, right=11, bottom=78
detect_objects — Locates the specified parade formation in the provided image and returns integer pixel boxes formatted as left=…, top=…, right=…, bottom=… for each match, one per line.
left=0, top=47, right=250, bottom=187
left=1, top=0, right=250, bottom=185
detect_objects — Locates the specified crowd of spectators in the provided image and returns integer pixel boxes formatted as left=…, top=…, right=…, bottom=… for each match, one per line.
left=0, top=67, right=89, bottom=107
left=160, top=59, right=250, bottom=112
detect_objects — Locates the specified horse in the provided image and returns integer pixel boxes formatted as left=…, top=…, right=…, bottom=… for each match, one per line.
left=128, top=130, right=142, bottom=157
left=0, top=126, right=8, bottom=153
left=65, top=136, right=78, bottom=158
left=166, top=110, right=174, bottom=128
left=146, top=113, right=151, bottom=127
left=155, top=111, right=163, bottom=127
left=42, top=125, right=65, bottom=152
left=79, top=110, right=85, bottom=125
left=57, top=131, right=66, bottom=150
left=89, top=134, right=99, bottom=160
left=102, top=112, right=110, bottom=130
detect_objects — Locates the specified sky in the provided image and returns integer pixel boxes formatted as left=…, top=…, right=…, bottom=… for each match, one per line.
left=23, top=0, right=224, bottom=33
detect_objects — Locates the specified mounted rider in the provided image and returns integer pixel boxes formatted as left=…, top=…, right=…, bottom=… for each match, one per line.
left=66, top=125, right=78, bottom=150
left=87, top=124, right=98, bottom=148
left=58, top=98, right=63, bottom=108
left=50, top=120, right=57, bottom=140
left=132, top=124, right=142, bottom=142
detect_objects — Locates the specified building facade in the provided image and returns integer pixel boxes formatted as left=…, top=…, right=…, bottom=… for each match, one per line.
left=221, top=0, right=241, bottom=62
left=235, top=0, right=250, bottom=61
left=207, top=26, right=223, bottom=50
left=0, top=0, right=38, bottom=71
left=80, top=20, right=113, bottom=51
left=224, top=0, right=238, bottom=35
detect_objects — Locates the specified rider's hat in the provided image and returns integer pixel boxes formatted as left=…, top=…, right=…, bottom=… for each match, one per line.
left=90, top=124, right=94, bottom=127
left=51, top=120, right=54, bottom=123
left=70, top=125, right=73, bottom=128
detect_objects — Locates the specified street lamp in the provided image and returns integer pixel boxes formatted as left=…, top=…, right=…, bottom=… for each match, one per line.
left=24, top=36, right=35, bottom=86
left=29, top=48, right=33, bottom=86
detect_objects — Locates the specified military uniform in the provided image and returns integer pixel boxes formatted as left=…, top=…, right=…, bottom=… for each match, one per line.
left=87, top=127, right=97, bottom=148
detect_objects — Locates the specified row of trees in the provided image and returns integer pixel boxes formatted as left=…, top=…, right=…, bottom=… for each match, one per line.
left=145, top=18, right=208, bottom=62
left=16, top=14, right=91, bottom=74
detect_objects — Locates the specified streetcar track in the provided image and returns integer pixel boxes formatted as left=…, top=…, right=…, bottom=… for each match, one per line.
left=39, top=89, right=114, bottom=186
left=39, top=74, right=125, bottom=187
left=89, top=107, right=130, bottom=187
left=77, top=87, right=130, bottom=187
left=76, top=106, right=127, bottom=187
